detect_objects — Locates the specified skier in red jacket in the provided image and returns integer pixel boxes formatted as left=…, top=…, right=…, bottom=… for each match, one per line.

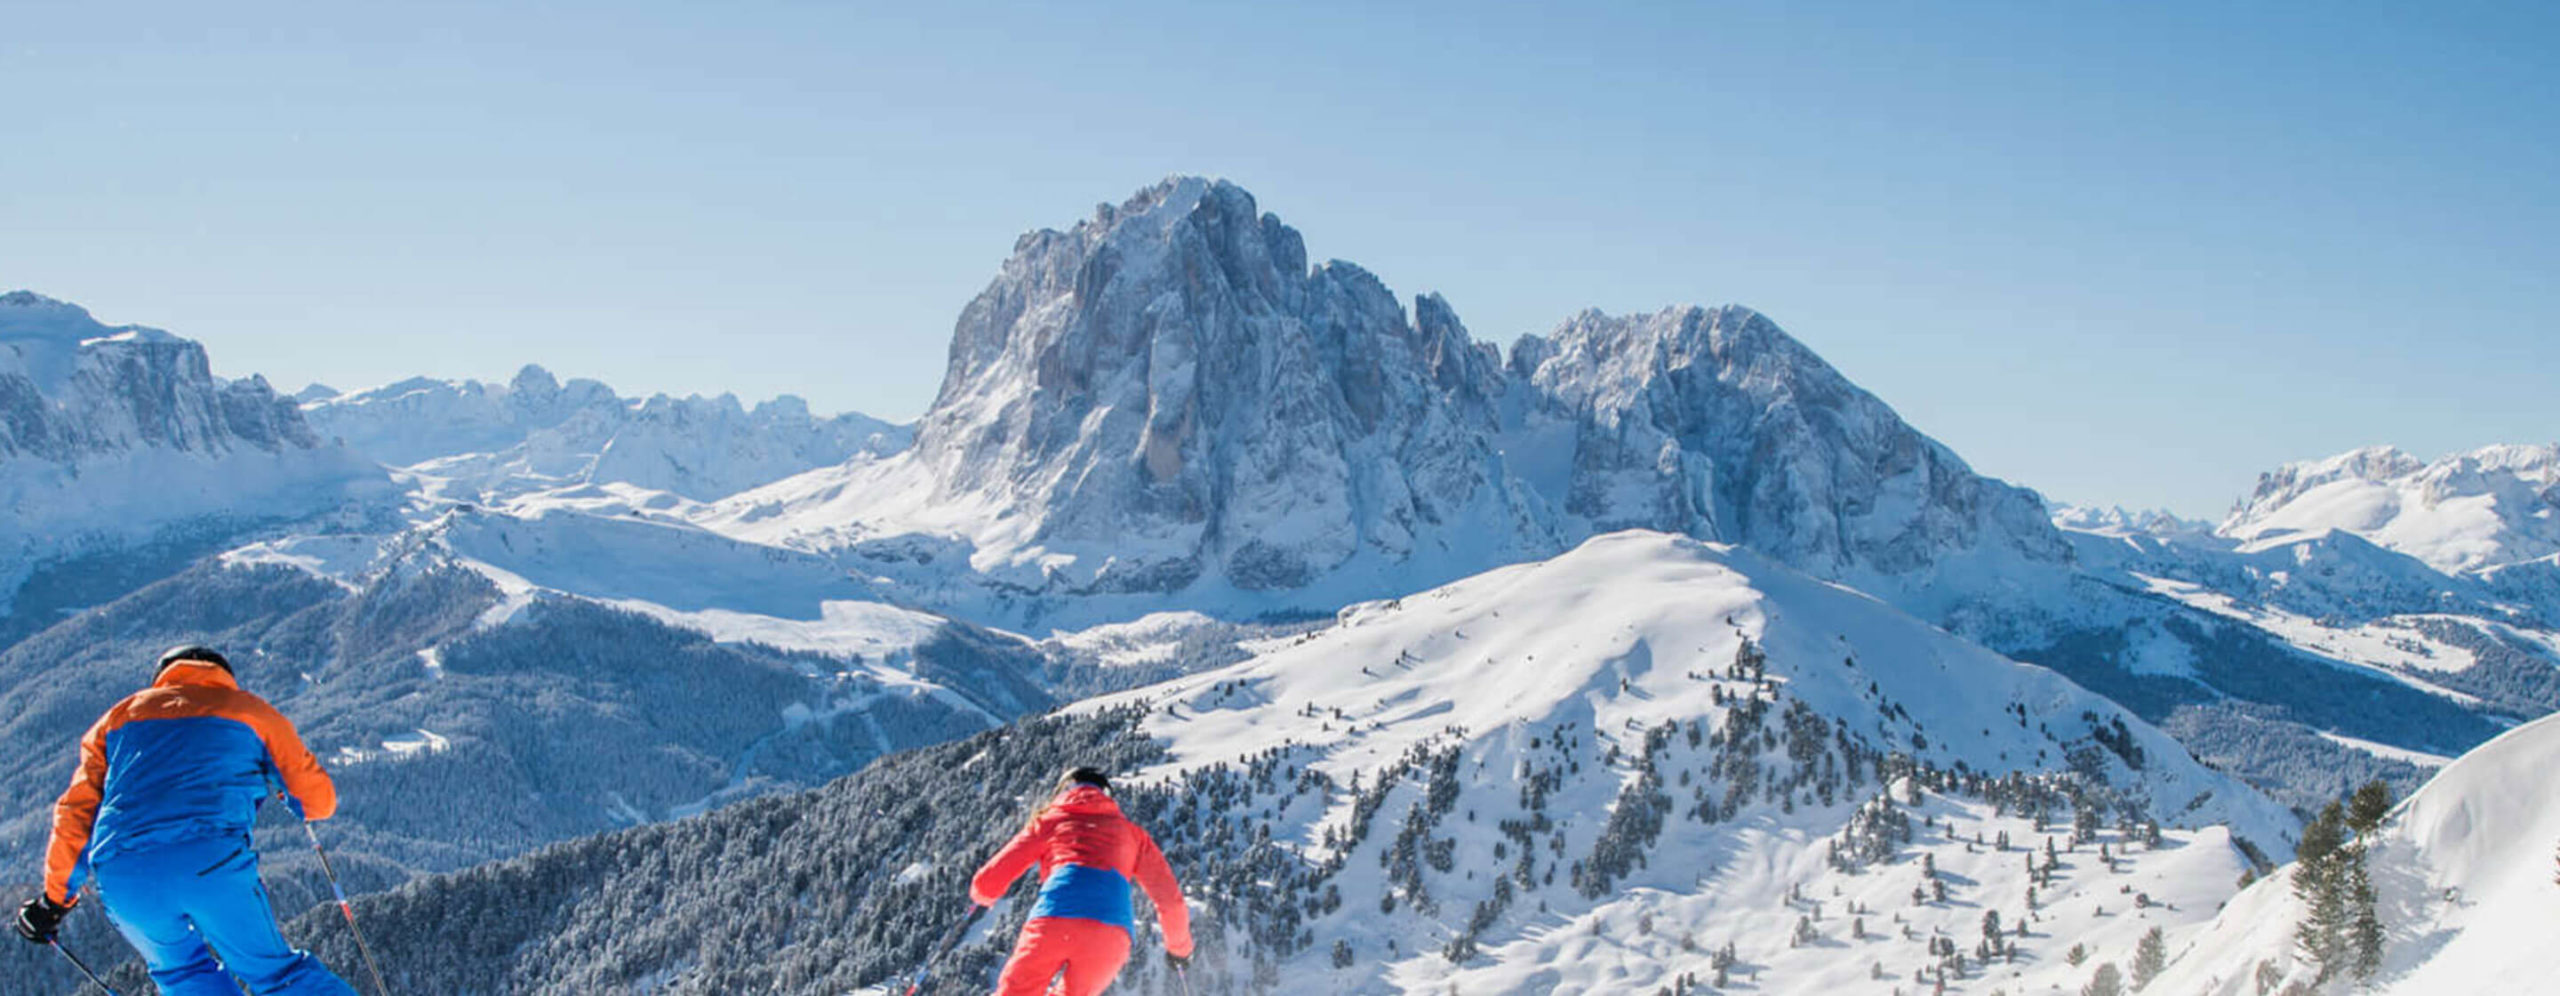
left=971, top=767, right=1193, bottom=996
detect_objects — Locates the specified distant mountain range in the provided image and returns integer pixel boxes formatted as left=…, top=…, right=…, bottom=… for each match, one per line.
left=5, top=178, right=2551, bottom=994
left=302, top=364, right=909, bottom=503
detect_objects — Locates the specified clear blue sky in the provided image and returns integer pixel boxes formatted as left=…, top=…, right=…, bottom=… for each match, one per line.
left=5, top=1, right=2552, bottom=517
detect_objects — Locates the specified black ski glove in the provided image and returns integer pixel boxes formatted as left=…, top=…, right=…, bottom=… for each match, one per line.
left=14, top=897, right=70, bottom=943
left=1165, top=951, right=1190, bottom=971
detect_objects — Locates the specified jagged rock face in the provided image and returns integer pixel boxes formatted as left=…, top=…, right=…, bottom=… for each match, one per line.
left=0, top=291, right=319, bottom=461
left=307, top=365, right=909, bottom=502
left=909, top=178, right=1538, bottom=591
left=0, top=291, right=386, bottom=619
left=717, top=178, right=2069, bottom=608
left=1510, top=305, right=2070, bottom=584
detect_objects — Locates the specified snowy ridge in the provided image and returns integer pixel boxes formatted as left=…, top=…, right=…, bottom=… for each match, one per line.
left=1108, top=531, right=2289, bottom=849
left=231, top=495, right=963, bottom=672
left=1053, top=531, right=2292, bottom=993
left=305, top=363, right=910, bottom=502
left=2222, top=443, right=2560, bottom=575
left=2147, top=710, right=2560, bottom=995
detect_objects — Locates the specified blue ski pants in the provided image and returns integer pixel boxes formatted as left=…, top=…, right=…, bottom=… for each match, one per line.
left=90, top=834, right=359, bottom=996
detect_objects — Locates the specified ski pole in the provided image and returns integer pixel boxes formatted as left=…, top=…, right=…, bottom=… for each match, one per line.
left=900, top=904, right=988, bottom=996
left=49, top=936, right=124, bottom=996
left=298, top=818, right=394, bottom=996
left=1174, top=962, right=1195, bottom=996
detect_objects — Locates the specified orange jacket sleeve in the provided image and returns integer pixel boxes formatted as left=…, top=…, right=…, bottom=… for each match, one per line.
left=43, top=718, right=111, bottom=906
left=1130, top=822, right=1192, bottom=957
left=970, top=817, right=1049, bottom=907
left=241, top=695, right=337, bottom=821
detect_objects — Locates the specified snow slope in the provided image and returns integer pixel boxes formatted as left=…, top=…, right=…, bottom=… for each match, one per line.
left=1069, top=530, right=2292, bottom=993
left=1115, top=532, right=2273, bottom=831
left=2147, top=709, right=2560, bottom=996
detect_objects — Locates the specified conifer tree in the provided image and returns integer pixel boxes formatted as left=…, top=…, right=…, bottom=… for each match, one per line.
left=2349, top=857, right=2384, bottom=981
left=2082, top=962, right=2126, bottom=996
left=2131, top=925, right=2165, bottom=989
left=2346, top=779, right=2393, bottom=837
left=2293, top=802, right=2351, bottom=980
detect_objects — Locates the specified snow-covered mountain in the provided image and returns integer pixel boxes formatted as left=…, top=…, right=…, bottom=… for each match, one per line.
left=700, top=178, right=2066, bottom=627
left=207, top=531, right=2296, bottom=996
left=2222, top=444, right=2560, bottom=575
left=1073, top=530, right=2294, bottom=993
left=0, top=297, right=1026, bottom=946
left=1507, top=305, right=2068, bottom=605
left=2144, top=709, right=2560, bottom=995
left=303, top=364, right=910, bottom=502
left=706, top=178, right=1548, bottom=604
left=2051, top=504, right=2216, bottom=543
left=672, top=179, right=2537, bottom=821
left=0, top=290, right=390, bottom=631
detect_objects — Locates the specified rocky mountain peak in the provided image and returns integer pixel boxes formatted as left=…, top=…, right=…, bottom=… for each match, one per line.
left=0, top=292, right=317, bottom=458
left=508, top=363, right=564, bottom=401
left=715, top=180, right=2074, bottom=614
left=1507, top=303, right=2069, bottom=589
left=894, top=176, right=1534, bottom=594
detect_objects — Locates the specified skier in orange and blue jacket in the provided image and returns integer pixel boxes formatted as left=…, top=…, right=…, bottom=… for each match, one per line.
left=13, top=645, right=359, bottom=996
left=971, top=767, right=1193, bottom=996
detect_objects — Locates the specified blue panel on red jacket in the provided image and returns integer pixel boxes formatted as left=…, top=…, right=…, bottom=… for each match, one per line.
left=1030, top=863, right=1135, bottom=931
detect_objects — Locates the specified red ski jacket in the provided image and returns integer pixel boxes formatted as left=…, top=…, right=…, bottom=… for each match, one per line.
left=971, top=785, right=1193, bottom=957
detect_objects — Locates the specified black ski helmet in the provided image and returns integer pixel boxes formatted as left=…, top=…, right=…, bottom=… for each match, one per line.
left=155, top=645, right=232, bottom=679
left=1057, top=766, right=1112, bottom=794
